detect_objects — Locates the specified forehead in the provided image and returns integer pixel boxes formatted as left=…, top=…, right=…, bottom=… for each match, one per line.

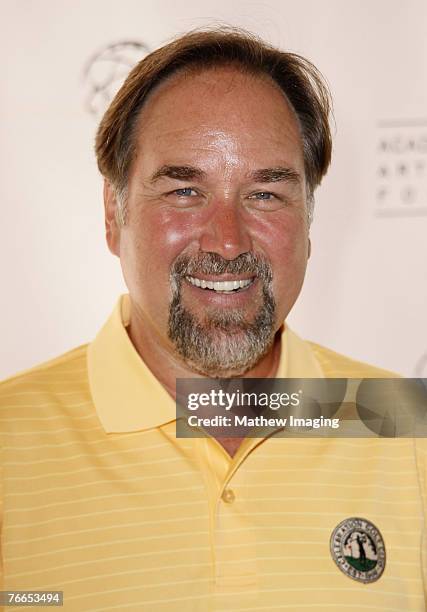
left=133, top=65, right=304, bottom=172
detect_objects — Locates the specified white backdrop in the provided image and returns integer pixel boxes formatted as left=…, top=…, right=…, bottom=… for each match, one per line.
left=1, top=0, right=426, bottom=379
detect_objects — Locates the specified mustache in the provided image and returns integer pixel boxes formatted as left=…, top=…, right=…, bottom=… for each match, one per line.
left=170, top=252, right=273, bottom=283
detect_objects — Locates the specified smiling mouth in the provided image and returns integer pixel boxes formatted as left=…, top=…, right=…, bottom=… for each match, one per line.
left=185, top=275, right=255, bottom=294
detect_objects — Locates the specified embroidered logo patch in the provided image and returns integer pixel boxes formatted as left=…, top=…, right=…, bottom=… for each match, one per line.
left=330, top=517, right=386, bottom=583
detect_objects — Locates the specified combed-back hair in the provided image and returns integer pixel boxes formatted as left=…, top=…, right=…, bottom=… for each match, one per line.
left=95, top=27, right=332, bottom=205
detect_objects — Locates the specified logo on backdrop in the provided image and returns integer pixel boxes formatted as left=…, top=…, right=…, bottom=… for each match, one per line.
left=375, top=118, right=427, bottom=217
left=82, top=41, right=150, bottom=118
left=330, top=517, right=386, bottom=583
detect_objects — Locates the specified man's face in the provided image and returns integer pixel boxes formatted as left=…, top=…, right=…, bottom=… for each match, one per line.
left=106, top=66, right=310, bottom=377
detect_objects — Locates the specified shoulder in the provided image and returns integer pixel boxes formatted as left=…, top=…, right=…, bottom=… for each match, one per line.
left=308, top=341, right=399, bottom=378
left=0, top=344, right=89, bottom=401
left=0, top=345, right=97, bottom=469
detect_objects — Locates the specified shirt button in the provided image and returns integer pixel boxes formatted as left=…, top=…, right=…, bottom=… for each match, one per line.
left=221, top=488, right=235, bottom=504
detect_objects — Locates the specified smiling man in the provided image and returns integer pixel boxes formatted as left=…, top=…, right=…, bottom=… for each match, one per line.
left=1, top=28, right=426, bottom=612
left=103, top=61, right=310, bottom=386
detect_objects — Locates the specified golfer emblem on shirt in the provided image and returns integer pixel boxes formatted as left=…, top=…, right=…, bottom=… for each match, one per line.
left=330, top=517, right=386, bottom=583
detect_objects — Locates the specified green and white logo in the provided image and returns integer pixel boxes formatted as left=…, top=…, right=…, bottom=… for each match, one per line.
left=330, top=517, right=386, bottom=583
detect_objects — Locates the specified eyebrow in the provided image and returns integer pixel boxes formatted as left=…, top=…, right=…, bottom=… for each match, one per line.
left=149, top=165, right=207, bottom=183
left=149, top=164, right=301, bottom=185
left=250, top=167, right=302, bottom=184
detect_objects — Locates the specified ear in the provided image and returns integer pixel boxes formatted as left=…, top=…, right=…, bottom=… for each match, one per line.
left=104, top=180, right=121, bottom=257
left=307, top=237, right=311, bottom=260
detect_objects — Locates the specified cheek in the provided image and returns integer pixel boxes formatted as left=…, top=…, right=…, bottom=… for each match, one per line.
left=145, top=209, right=195, bottom=254
left=153, top=211, right=194, bottom=251
left=254, top=215, right=308, bottom=298
left=255, top=213, right=308, bottom=262
left=120, top=210, right=198, bottom=289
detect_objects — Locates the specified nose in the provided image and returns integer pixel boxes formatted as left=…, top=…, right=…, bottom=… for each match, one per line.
left=198, top=200, right=252, bottom=260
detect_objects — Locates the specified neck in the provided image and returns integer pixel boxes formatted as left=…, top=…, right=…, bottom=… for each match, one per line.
left=126, top=300, right=283, bottom=459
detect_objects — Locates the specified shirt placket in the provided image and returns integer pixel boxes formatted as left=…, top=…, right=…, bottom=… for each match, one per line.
left=197, top=436, right=261, bottom=610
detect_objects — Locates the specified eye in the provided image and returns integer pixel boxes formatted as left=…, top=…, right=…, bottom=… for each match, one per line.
left=164, top=186, right=204, bottom=208
left=174, top=187, right=198, bottom=197
left=249, top=192, right=275, bottom=200
left=246, top=190, right=286, bottom=211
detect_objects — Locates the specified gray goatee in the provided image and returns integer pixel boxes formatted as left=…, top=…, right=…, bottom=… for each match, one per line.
left=168, top=252, right=276, bottom=377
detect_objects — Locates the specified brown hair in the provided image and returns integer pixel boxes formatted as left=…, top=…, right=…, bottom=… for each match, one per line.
left=95, top=27, right=332, bottom=204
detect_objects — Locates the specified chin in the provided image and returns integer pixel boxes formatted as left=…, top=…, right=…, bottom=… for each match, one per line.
left=175, top=326, right=276, bottom=378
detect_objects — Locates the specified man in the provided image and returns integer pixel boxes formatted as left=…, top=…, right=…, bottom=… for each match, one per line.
left=0, top=28, right=426, bottom=612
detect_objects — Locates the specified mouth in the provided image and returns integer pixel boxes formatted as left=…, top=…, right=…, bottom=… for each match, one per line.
left=185, top=275, right=255, bottom=294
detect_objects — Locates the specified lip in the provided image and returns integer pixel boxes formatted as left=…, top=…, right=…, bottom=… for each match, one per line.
left=183, top=276, right=258, bottom=305
left=186, top=275, right=254, bottom=292
left=185, top=273, right=256, bottom=282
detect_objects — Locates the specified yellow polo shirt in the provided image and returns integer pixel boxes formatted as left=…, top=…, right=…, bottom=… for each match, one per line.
left=0, top=295, right=426, bottom=611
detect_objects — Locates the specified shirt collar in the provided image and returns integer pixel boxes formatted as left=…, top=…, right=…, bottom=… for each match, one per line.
left=88, top=295, right=323, bottom=433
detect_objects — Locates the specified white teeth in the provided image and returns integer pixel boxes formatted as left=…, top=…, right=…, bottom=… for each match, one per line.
left=186, top=276, right=253, bottom=292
